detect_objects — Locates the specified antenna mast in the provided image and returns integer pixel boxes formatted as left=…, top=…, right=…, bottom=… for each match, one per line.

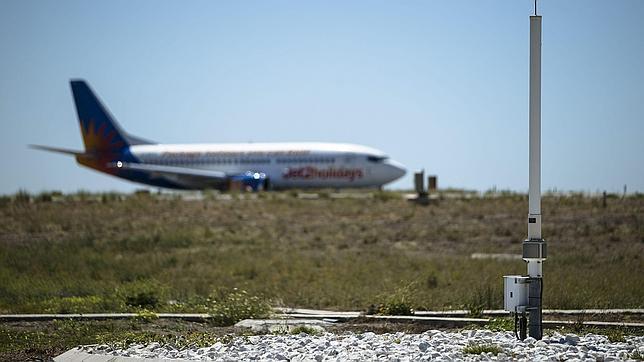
left=503, top=1, right=547, bottom=341
left=534, top=0, right=538, bottom=16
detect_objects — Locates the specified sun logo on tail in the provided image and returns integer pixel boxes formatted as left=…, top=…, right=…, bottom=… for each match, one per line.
left=81, top=119, right=125, bottom=151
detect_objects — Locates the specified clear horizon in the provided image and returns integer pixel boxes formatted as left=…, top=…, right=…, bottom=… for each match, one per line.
left=1, top=0, right=643, bottom=194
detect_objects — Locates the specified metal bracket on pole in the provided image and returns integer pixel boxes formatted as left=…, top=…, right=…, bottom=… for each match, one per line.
left=523, top=238, right=545, bottom=339
left=523, top=239, right=547, bottom=277
left=527, top=277, right=543, bottom=340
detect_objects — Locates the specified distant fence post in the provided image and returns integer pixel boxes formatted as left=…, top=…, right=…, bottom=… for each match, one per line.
left=602, top=191, right=607, bottom=208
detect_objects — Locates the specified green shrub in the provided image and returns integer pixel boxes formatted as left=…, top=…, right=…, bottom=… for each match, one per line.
left=135, top=309, right=159, bottom=323
left=207, top=288, right=271, bottom=326
left=373, top=284, right=415, bottom=316
left=464, top=302, right=484, bottom=318
left=35, top=192, right=53, bottom=202
left=116, top=280, right=167, bottom=310
left=290, top=325, right=322, bottom=335
left=463, top=343, right=503, bottom=355
left=486, top=317, right=514, bottom=332
left=164, top=296, right=210, bottom=313
left=605, top=328, right=626, bottom=343
left=14, top=189, right=31, bottom=203
left=464, top=285, right=497, bottom=317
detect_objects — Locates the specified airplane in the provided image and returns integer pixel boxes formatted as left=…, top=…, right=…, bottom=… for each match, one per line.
left=31, top=80, right=406, bottom=191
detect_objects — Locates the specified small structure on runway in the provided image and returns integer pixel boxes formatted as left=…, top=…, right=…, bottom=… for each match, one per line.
left=406, top=170, right=438, bottom=205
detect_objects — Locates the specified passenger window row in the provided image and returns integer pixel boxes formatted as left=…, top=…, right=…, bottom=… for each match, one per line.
left=155, top=158, right=271, bottom=165
left=276, top=158, right=335, bottom=164
left=151, top=157, right=336, bottom=166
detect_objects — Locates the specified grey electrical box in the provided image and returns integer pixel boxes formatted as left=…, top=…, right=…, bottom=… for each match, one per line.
left=503, top=275, right=529, bottom=312
left=522, top=240, right=547, bottom=259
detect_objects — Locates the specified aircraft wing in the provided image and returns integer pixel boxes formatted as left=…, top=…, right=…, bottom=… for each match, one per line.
left=110, top=162, right=229, bottom=189
left=111, top=162, right=227, bottom=178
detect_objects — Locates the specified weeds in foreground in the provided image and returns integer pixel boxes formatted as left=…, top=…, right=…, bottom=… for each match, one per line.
left=99, top=331, right=225, bottom=350
left=290, top=325, right=322, bottom=336
left=134, top=309, right=158, bottom=323
left=571, top=313, right=586, bottom=334
left=464, top=285, right=498, bottom=317
left=0, top=319, right=234, bottom=356
left=485, top=317, right=514, bottom=332
left=605, top=328, right=626, bottom=343
left=1, top=320, right=117, bottom=355
left=631, top=350, right=644, bottom=361
left=371, top=283, right=416, bottom=316
left=463, top=343, right=503, bottom=355
left=208, top=288, right=272, bottom=326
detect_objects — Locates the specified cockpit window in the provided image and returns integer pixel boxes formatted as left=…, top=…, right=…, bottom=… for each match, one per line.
left=367, top=155, right=387, bottom=163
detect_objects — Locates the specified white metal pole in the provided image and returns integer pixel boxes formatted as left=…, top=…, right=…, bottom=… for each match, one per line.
left=528, top=15, right=542, bottom=242
left=525, top=11, right=545, bottom=341
left=526, top=15, right=543, bottom=278
left=506, top=4, right=547, bottom=341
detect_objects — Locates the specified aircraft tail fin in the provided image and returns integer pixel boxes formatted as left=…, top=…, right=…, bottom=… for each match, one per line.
left=70, top=79, right=153, bottom=152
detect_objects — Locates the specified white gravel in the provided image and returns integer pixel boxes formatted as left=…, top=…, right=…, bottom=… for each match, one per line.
left=79, top=329, right=644, bottom=361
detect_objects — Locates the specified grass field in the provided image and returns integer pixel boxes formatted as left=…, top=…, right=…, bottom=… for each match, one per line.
left=0, top=190, right=642, bottom=314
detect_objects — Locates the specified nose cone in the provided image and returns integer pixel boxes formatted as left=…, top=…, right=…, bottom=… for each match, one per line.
left=384, top=159, right=406, bottom=183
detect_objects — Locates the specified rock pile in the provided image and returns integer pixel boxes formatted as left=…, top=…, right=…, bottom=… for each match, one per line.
left=79, top=329, right=644, bottom=361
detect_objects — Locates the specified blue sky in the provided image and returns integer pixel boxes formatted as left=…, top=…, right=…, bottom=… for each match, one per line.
left=1, top=0, right=642, bottom=194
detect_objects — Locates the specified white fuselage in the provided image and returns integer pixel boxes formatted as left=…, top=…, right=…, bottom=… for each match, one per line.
left=131, top=142, right=406, bottom=189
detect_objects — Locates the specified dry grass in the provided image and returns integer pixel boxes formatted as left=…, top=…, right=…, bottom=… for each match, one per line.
left=0, top=191, right=642, bottom=313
